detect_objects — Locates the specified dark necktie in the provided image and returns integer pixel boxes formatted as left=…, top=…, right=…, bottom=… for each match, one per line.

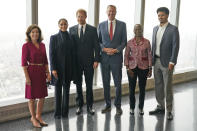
left=80, top=25, right=83, bottom=41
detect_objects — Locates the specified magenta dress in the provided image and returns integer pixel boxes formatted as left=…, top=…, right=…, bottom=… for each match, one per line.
left=22, top=42, right=48, bottom=99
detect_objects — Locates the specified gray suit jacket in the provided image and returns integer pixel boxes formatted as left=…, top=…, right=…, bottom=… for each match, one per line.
left=98, top=20, right=127, bottom=64
left=152, top=23, right=180, bottom=67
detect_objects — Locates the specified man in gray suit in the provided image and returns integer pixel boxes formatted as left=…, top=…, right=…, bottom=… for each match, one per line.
left=149, top=7, right=179, bottom=120
left=98, top=5, right=127, bottom=115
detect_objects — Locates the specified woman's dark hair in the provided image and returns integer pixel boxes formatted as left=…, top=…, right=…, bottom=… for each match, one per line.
left=157, top=7, right=169, bottom=15
left=58, top=18, right=68, bottom=24
left=26, top=24, right=43, bottom=43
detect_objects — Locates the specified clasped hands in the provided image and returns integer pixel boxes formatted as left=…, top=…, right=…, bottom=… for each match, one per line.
left=103, top=48, right=118, bottom=55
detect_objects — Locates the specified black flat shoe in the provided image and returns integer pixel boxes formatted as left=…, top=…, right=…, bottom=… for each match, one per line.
left=139, top=109, right=144, bottom=116
left=167, top=112, right=173, bottom=120
left=76, top=107, right=83, bottom=115
left=130, top=109, right=134, bottom=115
left=87, top=107, right=95, bottom=115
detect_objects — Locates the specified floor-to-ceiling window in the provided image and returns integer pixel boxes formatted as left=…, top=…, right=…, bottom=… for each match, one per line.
left=144, top=0, right=171, bottom=41
left=0, top=1, right=26, bottom=100
left=176, top=0, right=197, bottom=71
left=38, top=0, right=89, bottom=44
left=38, top=0, right=89, bottom=52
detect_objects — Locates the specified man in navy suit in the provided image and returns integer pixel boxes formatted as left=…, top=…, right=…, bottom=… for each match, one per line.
left=98, top=5, right=127, bottom=115
left=69, top=9, right=100, bottom=115
left=149, top=7, right=180, bottom=120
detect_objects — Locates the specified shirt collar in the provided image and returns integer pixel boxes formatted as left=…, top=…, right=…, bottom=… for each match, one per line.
left=133, top=37, right=145, bottom=46
left=78, top=23, right=86, bottom=29
left=108, top=19, right=116, bottom=24
left=159, top=22, right=169, bottom=28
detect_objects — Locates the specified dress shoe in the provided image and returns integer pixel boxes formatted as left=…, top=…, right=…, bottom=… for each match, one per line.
left=139, top=109, right=144, bottom=116
left=30, top=118, right=41, bottom=128
left=76, top=107, right=83, bottom=115
left=167, top=112, right=173, bottom=120
left=149, top=106, right=165, bottom=115
left=36, top=118, right=48, bottom=127
left=101, top=106, right=111, bottom=113
left=130, top=109, right=134, bottom=115
left=87, top=107, right=95, bottom=115
left=116, top=107, right=123, bottom=115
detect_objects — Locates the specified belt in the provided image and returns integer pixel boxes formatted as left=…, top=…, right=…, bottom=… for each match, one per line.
left=29, top=63, right=44, bottom=66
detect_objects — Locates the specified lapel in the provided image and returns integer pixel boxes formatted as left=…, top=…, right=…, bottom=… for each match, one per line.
left=160, top=23, right=170, bottom=45
left=74, top=25, right=79, bottom=40
left=104, top=21, right=111, bottom=42
left=106, top=19, right=118, bottom=42
left=112, top=20, right=118, bottom=41
left=82, top=24, right=89, bottom=43
left=154, top=26, right=159, bottom=46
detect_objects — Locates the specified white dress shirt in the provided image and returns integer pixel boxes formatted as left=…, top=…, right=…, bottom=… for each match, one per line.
left=108, top=19, right=116, bottom=35
left=78, top=24, right=86, bottom=38
left=156, top=22, right=168, bottom=56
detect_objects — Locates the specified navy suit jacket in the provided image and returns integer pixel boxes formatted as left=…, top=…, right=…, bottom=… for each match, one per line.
left=98, top=19, right=127, bottom=64
left=69, top=24, right=100, bottom=66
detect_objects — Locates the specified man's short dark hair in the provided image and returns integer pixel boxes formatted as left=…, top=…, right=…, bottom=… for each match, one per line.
left=157, top=7, right=169, bottom=15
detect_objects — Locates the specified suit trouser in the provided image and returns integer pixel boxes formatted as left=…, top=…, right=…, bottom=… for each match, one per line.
left=101, top=62, right=122, bottom=108
left=76, top=65, right=94, bottom=108
left=154, top=58, right=173, bottom=112
left=54, top=81, right=70, bottom=117
left=128, top=67, right=149, bottom=110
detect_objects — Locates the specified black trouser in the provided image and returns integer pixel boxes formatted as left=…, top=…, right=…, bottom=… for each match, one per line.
left=54, top=81, right=70, bottom=117
left=76, top=65, right=94, bottom=108
left=127, top=67, right=149, bottom=110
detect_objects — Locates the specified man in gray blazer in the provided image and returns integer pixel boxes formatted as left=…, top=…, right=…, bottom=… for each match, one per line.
left=149, top=7, right=179, bottom=120
left=98, top=5, right=127, bottom=115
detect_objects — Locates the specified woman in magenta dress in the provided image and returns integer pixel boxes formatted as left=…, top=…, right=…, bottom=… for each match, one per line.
left=22, top=24, right=51, bottom=128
